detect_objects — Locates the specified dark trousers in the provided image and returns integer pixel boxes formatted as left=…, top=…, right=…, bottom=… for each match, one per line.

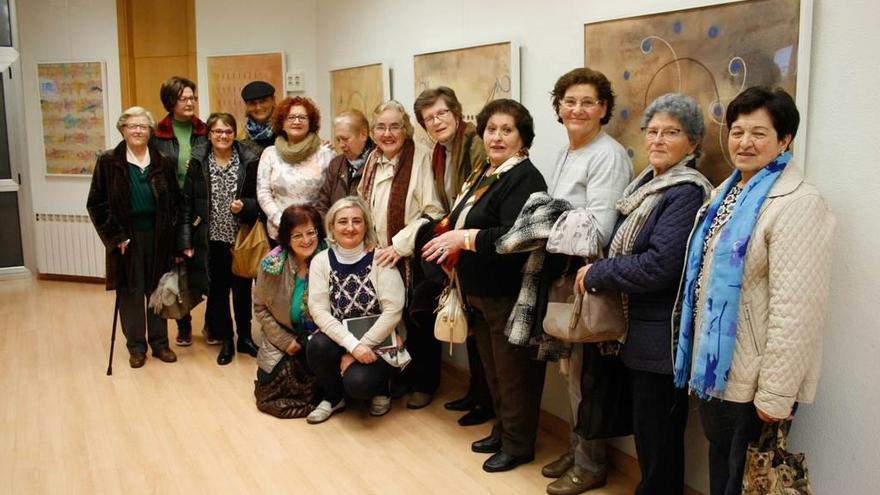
left=306, top=332, right=393, bottom=404
left=465, top=334, right=494, bottom=409
left=400, top=310, right=441, bottom=394
left=206, top=240, right=253, bottom=341
left=118, top=229, right=168, bottom=354
left=631, top=369, right=689, bottom=495
left=469, top=295, right=547, bottom=457
left=699, top=399, right=764, bottom=495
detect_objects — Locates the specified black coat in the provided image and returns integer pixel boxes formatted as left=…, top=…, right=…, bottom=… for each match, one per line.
left=585, top=182, right=704, bottom=374
left=149, top=114, right=208, bottom=175
left=177, top=141, right=260, bottom=295
left=86, top=141, right=179, bottom=292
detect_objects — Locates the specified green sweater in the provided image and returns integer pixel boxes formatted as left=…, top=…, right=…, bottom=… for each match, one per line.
left=172, top=119, right=193, bottom=188
left=128, top=163, right=155, bottom=230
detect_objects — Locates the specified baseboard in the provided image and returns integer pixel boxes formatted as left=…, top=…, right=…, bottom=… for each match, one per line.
left=441, top=360, right=705, bottom=495
left=37, top=273, right=105, bottom=284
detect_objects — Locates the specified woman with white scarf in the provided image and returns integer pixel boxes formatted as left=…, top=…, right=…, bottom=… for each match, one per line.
left=576, top=93, right=712, bottom=495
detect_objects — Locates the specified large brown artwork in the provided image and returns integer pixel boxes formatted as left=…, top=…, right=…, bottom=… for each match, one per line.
left=207, top=52, right=284, bottom=132
left=414, top=42, right=518, bottom=148
left=330, top=63, right=388, bottom=138
left=585, top=0, right=802, bottom=184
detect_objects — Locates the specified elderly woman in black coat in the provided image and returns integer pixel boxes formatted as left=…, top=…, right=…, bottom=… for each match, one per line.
left=87, top=106, right=180, bottom=369
left=575, top=93, right=712, bottom=495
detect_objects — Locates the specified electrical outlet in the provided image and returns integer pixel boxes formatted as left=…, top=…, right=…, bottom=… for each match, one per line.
left=286, top=71, right=305, bottom=92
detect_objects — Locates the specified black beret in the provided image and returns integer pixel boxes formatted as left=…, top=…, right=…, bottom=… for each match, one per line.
left=241, top=81, right=275, bottom=102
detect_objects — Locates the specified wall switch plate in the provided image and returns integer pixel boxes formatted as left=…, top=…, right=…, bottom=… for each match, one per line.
left=286, top=71, right=305, bottom=92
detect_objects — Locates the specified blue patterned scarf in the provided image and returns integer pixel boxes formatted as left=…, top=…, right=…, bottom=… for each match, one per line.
left=245, top=116, right=274, bottom=143
left=673, top=151, right=791, bottom=398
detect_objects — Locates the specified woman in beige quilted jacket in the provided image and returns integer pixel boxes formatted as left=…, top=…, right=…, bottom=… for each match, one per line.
left=672, top=87, right=834, bottom=495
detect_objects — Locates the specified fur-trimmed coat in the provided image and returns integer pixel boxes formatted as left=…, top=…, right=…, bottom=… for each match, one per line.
left=87, top=141, right=179, bottom=292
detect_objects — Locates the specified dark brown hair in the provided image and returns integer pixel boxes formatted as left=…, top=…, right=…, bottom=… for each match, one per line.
left=476, top=99, right=535, bottom=148
left=206, top=112, right=237, bottom=135
left=277, top=205, right=325, bottom=250
left=272, top=96, right=321, bottom=138
left=413, top=86, right=463, bottom=129
left=725, top=86, right=800, bottom=148
left=159, top=76, right=197, bottom=113
left=550, top=67, right=614, bottom=125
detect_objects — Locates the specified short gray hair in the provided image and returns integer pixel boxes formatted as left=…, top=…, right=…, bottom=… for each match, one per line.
left=116, top=106, right=156, bottom=134
left=641, top=93, right=705, bottom=156
left=324, top=196, right=379, bottom=251
left=371, top=100, right=414, bottom=138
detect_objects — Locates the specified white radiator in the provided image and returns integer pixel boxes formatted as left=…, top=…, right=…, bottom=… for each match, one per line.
left=35, top=213, right=105, bottom=278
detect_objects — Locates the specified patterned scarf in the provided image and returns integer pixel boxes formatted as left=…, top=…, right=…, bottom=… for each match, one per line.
left=359, top=139, right=416, bottom=246
left=610, top=156, right=712, bottom=340
left=673, top=151, right=792, bottom=398
left=274, top=132, right=321, bottom=165
left=245, top=117, right=274, bottom=143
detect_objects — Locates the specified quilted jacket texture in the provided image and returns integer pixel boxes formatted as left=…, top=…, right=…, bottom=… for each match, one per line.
left=685, top=162, right=834, bottom=419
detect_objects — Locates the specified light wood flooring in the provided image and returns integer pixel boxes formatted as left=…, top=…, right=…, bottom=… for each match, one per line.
left=0, top=278, right=637, bottom=494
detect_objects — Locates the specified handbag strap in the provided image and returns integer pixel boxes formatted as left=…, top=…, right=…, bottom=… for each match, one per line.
left=451, top=269, right=467, bottom=311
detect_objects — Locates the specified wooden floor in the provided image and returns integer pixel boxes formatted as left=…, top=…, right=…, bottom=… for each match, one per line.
left=0, top=278, right=637, bottom=494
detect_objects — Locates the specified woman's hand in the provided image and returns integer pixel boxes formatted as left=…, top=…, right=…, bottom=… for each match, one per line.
left=230, top=199, right=243, bottom=214
left=183, top=248, right=194, bottom=258
left=340, top=353, right=356, bottom=375
left=117, top=239, right=130, bottom=255
left=422, top=230, right=466, bottom=264
left=351, top=343, right=377, bottom=364
left=374, top=246, right=401, bottom=267
left=285, top=339, right=301, bottom=355
left=575, top=263, right=593, bottom=295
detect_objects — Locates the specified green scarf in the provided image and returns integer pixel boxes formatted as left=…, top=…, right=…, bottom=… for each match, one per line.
left=274, top=132, right=321, bottom=164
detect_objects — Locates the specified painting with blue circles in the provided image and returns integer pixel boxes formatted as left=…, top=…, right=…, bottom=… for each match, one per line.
left=585, top=0, right=801, bottom=185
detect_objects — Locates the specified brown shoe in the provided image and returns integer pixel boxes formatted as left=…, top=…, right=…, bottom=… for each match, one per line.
left=542, top=450, right=574, bottom=478
left=153, top=347, right=178, bottom=363
left=546, top=466, right=606, bottom=495
left=129, top=352, right=147, bottom=368
left=406, top=392, right=433, bottom=409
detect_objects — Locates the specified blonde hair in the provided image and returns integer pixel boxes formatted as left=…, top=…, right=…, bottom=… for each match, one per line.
left=324, top=196, right=379, bottom=250
left=371, top=100, right=414, bottom=138
left=116, top=106, right=156, bottom=134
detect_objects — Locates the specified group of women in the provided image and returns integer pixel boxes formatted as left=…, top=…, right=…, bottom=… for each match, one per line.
left=87, top=67, right=833, bottom=495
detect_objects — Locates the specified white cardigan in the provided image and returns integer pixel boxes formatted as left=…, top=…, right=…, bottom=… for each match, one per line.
left=307, top=249, right=405, bottom=353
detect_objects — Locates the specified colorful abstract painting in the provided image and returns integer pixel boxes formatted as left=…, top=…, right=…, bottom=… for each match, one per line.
left=38, top=61, right=107, bottom=176
left=585, top=0, right=802, bottom=184
left=414, top=42, right=518, bottom=148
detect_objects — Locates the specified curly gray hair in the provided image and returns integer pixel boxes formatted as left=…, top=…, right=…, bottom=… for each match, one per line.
left=641, top=93, right=705, bottom=157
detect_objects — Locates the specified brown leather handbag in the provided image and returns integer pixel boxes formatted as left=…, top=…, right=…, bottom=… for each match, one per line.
left=231, top=219, right=270, bottom=278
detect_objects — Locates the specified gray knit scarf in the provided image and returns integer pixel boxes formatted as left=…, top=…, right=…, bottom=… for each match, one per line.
left=609, top=155, right=712, bottom=341
left=274, top=132, right=321, bottom=164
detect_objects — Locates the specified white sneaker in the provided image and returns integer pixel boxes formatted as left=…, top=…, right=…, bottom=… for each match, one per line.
left=370, top=395, right=391, bottom=416
left=306, top=399, right=345, bottom=424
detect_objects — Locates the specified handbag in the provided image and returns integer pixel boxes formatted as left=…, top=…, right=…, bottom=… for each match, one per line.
left=434, top=270, right=468, bottom=354
left=232, top=218, right=270, bottom=278
left=148, top=263, right=202, bottom=320
left=573, top=344, right=633, bottom=440
left=542, top=267, right=625, bottom=343
left=742, top=420, right=812, bottom=494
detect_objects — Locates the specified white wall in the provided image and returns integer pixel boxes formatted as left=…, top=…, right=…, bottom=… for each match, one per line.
left=313, top=0, right=880, bottom=493
left=14, top=0, right=880, bottom=492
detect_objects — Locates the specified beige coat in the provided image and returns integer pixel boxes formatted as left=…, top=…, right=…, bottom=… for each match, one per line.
left=253, top=254, right=305, bottom=373
left=687, top=163, right=834, bottom=419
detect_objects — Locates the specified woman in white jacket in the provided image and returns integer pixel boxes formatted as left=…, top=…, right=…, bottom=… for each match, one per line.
left=673, top=86, right=834, bottom=495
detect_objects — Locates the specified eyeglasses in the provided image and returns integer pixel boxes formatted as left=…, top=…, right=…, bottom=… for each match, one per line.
left=561, top=98, right=601, bottom=110
left=122, top=124, right=150, bottom=131
left=177, top=96, right=198, bottom=103
left=423, top=109, right=452, bottom=126
left=484, top=125, right=516, bottom=137
left=210, top=129, right=234, bottom=136
left=643, top=127, right=683, bottom=141
left=291, top=230, right=318, bottom=243
left=374, top=123, right=404, bottom=134
left=286, top=114, right=309, bottom=123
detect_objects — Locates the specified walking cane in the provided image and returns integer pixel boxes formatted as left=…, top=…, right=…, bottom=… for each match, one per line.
left=106, top=291, right=120, bottom=376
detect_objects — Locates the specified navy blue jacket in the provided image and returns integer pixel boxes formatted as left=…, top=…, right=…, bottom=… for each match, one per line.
left=584, top=181, right=704, bottom=374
